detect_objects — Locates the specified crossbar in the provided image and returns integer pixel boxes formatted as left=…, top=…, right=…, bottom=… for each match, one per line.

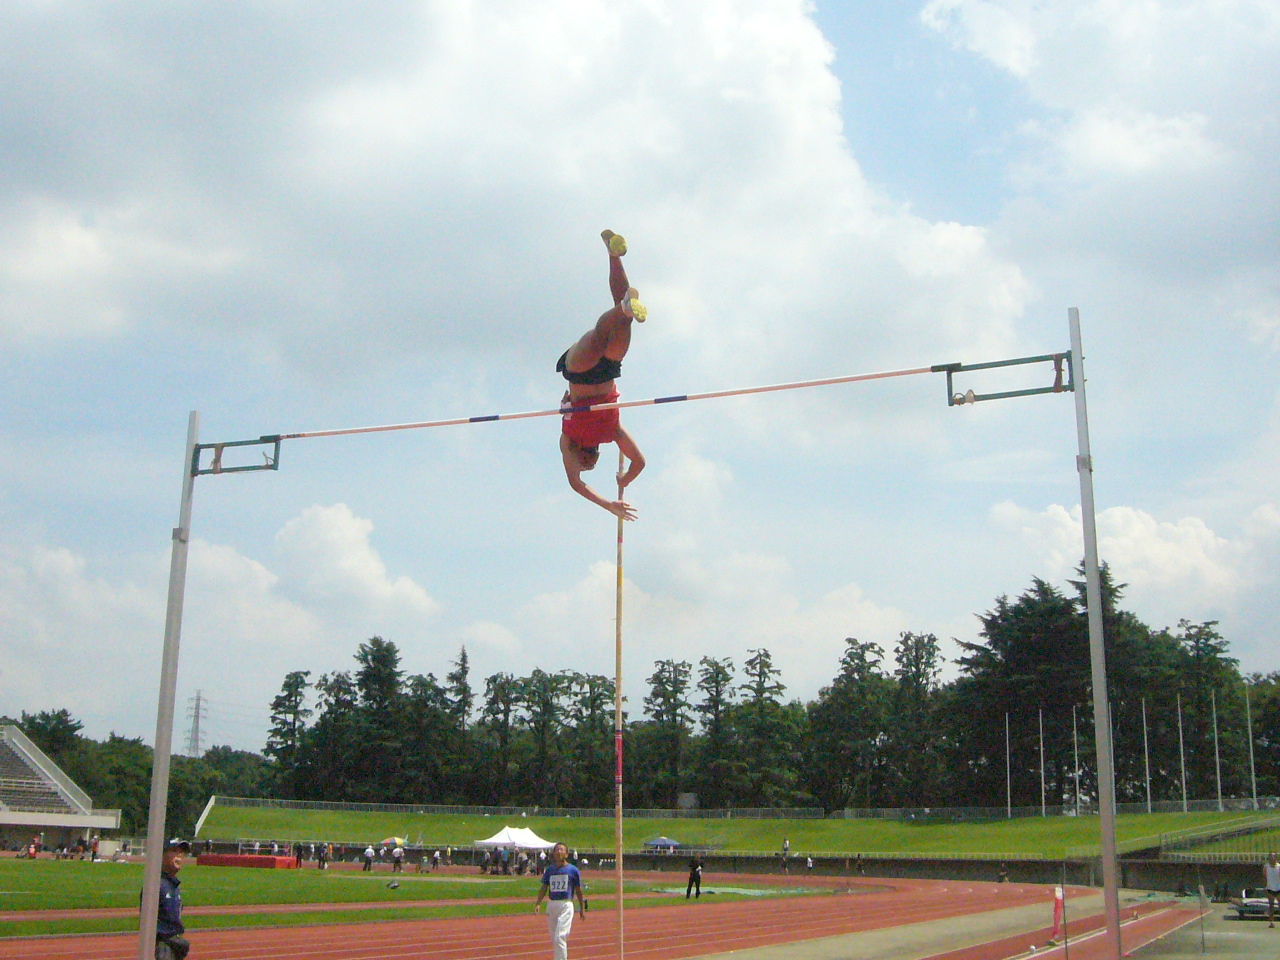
left=274, top=364, right=941, bottom=442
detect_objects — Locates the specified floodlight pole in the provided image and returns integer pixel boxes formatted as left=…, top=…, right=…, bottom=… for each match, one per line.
left=138, top=411, right=200, bottom=960
left=1069, top=308, right=1123, bottom=959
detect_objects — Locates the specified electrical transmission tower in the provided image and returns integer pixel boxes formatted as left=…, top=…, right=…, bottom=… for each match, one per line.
left=185, top=690, right=207, bottom=757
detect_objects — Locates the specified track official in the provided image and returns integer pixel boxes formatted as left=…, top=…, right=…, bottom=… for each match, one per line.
left=534, top=841, right=586, bottom=960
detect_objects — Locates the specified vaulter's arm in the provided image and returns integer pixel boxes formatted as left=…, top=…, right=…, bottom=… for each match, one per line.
left=560, top=433, right=638, bottom=521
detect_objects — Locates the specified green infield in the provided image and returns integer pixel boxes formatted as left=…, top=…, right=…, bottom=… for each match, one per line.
left=0, top=859, right=537, bottom=912
left=199, top=804, right=1271, bottom=860
left=0, top=859, right=787, bottom=938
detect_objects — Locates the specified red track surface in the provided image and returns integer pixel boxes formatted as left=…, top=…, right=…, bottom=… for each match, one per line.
left=920, top=901, right=1205, bottom=960
left=1, top=873, right=1198, bottom=960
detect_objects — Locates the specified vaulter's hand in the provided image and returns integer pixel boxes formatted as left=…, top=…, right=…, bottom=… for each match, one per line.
left=608, top=500, right=638, bottom=521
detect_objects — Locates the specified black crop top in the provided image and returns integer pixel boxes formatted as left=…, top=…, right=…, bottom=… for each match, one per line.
left=557, top=350, right=621, bottom=385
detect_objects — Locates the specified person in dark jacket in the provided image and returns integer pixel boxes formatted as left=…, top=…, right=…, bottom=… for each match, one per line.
left=153, top=838, right=191, bottom=959
left=686, top=856, right=703, bottom=899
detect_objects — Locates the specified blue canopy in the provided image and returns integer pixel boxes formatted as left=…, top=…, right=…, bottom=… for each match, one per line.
left=643, top=836, right=680, bottom=848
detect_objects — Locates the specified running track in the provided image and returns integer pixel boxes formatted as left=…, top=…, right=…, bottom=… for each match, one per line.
left=2, top=874, right=1201, bottom=960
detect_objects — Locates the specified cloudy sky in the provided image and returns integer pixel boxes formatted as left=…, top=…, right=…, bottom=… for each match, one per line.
left=3, top=0, right=1277, bottom=755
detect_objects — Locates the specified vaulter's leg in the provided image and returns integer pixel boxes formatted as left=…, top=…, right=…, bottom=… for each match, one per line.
left=564, top=231, right=644, bottom=372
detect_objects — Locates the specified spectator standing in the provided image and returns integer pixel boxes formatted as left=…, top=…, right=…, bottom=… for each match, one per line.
left=317, top=843, right=328, bottom=870
left=432, top=849, right=442, bottom=871
left=150, top=838, right=191, bottom=960
left=294, top=842, right=303, bottom=868
left=1264, top=853, right=1280, bottom=928
left=392, top=846, right=405, bottom=873
left=363, top=845, right=375, bottom=872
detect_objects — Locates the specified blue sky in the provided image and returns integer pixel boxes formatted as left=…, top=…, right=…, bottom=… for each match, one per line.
left=3, top=0, right=1277, bottom=756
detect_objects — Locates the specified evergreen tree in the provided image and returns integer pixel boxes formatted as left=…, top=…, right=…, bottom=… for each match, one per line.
left=19, top=708, right=84, bottom=757
left=477, top=672, right=520, bottom=804
left=642, top=659, right=692, bottom=806
left=805, top=638, right=891, bottom=811
left=884, top=631, right=945, bottom=807
left=735, top=648, right=804, bottom=807
left=445, top=646, right=474, bottom=729
left=691, top=656, right=741, bottom=807
left=265, top=670, right=311, bottom=795
left=564, top=672, right=616, bottom=807
left=443, top=646, right=475, bottom=800
left=519, top=669, right=571, bottom=803
left=298, top=671, right=360, bottom=799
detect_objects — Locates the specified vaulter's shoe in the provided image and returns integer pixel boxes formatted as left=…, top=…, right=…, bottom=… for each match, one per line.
left=601, top=229, right=628, bottom=257
left=622, top=286, right=646, bottom=322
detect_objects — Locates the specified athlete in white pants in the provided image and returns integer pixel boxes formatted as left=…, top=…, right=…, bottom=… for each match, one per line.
left=535, top=842, right=587, bottom=959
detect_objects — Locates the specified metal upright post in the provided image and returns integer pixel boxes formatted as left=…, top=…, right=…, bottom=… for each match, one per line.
left=1212, top=690, right=1223, bottom=812
left=1005, top=712, right=1012, bottom=819
left=1072, top=704, right=1081, bottom=817
left=1069, top=310, right=1121, bottom=958
left=1246, top=683, right=1258, bottom=809
left=1177, top=693, right=1188, bottom=812
left=138, top=412, right=200, bottom=960
left=1142, top=699, right=1152, bottom=813
left=1039, top=708, right=1046, bottom=816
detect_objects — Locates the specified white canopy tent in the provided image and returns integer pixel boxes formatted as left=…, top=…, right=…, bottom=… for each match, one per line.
left=474, top=826, right=555, bottom=849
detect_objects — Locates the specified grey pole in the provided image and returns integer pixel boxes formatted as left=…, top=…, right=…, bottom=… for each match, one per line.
left=1040, top=707, right=1046, bottom=817
left=1212, top=690, right=1223, bottom=812
left=1177, top=693, right=1188, bottom=812
left=1073, top=704, right=1081, bottom=817
left=1246, top=683, right=1258, bottom=810
left=1006, top=711, right=1012, bottom=819
left=138, top=411, right=199, bottom=960
left=1068, top=309, right=1122, bottom=958
left=1142, top=698, right=1152, bottom=813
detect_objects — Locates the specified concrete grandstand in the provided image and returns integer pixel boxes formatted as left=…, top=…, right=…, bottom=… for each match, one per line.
left=0, top=725, right=120, bottom=851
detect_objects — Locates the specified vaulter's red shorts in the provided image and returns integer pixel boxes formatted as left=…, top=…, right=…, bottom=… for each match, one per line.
left=561, top=390, right=620, bottom=447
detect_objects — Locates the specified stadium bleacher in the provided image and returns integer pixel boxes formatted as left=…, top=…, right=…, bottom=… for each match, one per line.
left=0, top=739, right=74, bottom=813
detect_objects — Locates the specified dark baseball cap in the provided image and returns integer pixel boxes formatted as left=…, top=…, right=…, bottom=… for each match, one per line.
left=165, top=838, right=192, bottom=851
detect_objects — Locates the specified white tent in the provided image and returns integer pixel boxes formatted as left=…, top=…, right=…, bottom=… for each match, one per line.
left=474, top=826, right=555, bottom=849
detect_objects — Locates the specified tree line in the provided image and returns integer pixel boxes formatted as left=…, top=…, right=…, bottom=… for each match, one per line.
left=10, top=567, right=1279, bottom=834
left=261, top=565, right=1280, bottom=811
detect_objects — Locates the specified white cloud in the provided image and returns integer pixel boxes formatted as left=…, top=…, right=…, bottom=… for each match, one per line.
left=0, top=544, right=155, bottom=716
left=274, top=503, right=439, bottom=624
left=1057, top=107, right=1228, bottom=178
left=921, top=0, right=1038, bottom=77
left=990, top=500, right=1273, bottom=621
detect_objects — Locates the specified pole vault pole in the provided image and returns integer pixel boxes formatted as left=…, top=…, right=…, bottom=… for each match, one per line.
left=614, top=449, right=626, bottom=959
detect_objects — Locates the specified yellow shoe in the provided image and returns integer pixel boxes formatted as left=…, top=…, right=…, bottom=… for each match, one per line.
left=601, top=229, right=628, bottom=257
left=622, top=287, right=646, bottom=322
